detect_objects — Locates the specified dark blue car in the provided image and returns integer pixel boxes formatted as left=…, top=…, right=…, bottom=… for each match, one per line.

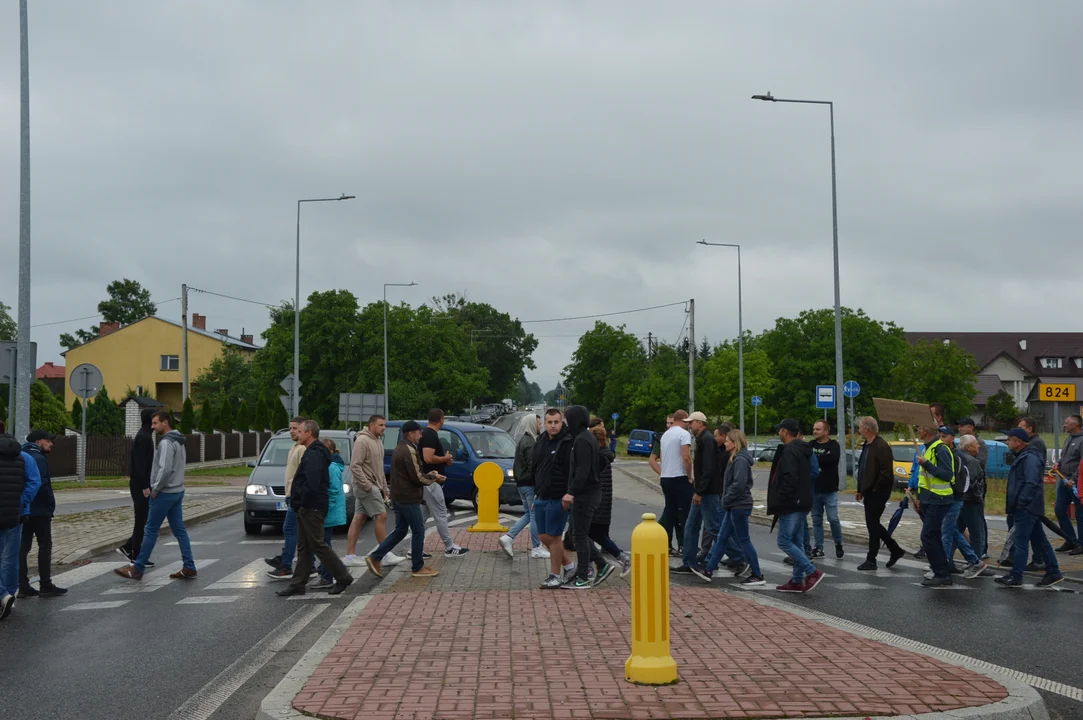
left=627, top=429, right=655, bottom=457
left=382, top=421, right=521, bottom=509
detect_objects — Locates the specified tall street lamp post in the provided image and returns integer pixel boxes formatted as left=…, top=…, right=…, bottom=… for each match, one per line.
left=697, top=240, right=744, bottom=431
left=384, top=282, right=417, bottom=418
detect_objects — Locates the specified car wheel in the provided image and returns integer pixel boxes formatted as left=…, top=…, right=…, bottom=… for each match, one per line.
left=244, top=520, right=262, bottom=535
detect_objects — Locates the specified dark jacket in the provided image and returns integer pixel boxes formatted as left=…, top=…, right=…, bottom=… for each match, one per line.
left=692, top=429, right=723, bottom=495
left=533, top=426, right=572, bottom=500
left=565, top=405, right=600, bottom=498
left=766, top=440, right=813, bottom=516
left=21, top=442, right=54, bottom=517
left=1059, top=432, right=1083, bottom=482
left=130, top=408, right=155, bottom=491
left=857, top=434, right=894, bottom=495
left=960, top=451, right=986, bottom=503
left=1028, top=434, right=1048, bottom=466
left=1007, top=442, right=1046, bottom=517
left=722, top=447, right=754, bottom=510
left=0, top=435, right=28, bottom=530
left=389, top=439, right=429, bottom=505
left=513, top=433, right=537, bottom=487
left=811, top=438, right=841, bottom=493
left=290, top=440, right=332, bottom=513
left=594, top=447, right=615, bottom=526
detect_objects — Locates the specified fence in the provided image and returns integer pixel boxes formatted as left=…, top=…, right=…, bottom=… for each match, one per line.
left=50, top=436, right=78, bottom=476
left=86, top=435, right=134, bottom=476
left=185, top=434, right=202, bottom=464
left=243, top=433, right=258, bottom=457
left=49, top=432, right=263, bottom=477
left=204, top=433, right=223, bottom=462
left=224, top=433, right=240, bottom=459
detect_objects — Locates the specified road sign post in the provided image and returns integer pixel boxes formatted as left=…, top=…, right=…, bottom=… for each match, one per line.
left=611, top=411, right=619, bottom=433
left=751, top=396, right=762, bottom=442
left=842, top=381, right=860, bottom=490
left=280, top=374, right=301, bottom=419
left=70, top=363, right=103, bottom=486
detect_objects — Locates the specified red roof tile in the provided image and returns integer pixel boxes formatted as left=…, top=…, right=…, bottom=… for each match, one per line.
left=36, top=362, right=65, bottom=379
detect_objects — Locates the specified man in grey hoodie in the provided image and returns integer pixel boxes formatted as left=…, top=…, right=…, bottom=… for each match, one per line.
left=115, top=412, right=197, bottom=581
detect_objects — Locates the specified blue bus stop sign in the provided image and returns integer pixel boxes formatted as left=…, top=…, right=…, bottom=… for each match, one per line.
left=843, top=380, right=861, bottom=399
left=816, top=385, right=836, bottom=410
left=611, top=412, right=619, bottom=420
left=751, top=396, right=762, bottom=407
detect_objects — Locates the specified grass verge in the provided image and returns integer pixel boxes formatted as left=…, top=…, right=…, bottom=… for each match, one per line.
left=54, top=478, right=229, bottom=490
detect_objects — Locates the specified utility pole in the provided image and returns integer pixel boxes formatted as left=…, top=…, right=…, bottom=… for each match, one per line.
left=688, top=299, right=695, bottom=413
left=647, top=332, right=652, bottom=360
left=181, top=284, right=189, bottom=402
left=15, top=0, right=32, bottom=440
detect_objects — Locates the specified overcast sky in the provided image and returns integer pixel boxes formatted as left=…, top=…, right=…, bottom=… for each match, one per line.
left=2, top=1, right=1081, bottom=392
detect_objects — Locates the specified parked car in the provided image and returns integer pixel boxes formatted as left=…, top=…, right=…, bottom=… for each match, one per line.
left=492, top=411, right=534, bottom=441
left=626, top=429, right=656, bottom=457
left=242, top=428, right=357, bottom=535
left=383, top=421, right=521, bottom=509
left=886, top=438, right=1012, bottom=489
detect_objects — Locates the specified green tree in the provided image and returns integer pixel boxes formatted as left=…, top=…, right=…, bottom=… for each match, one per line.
left=59, top=278, right=157, bottom=350
left=85, top=386, right=124, bottom=436
left=29, top=380, right=72, bottom=434
left=215, top=396, right=234, bottom=433
left=701, top=344, right=777, bottom=430
left=252, top=394, right=269, bottom=431
left=0, top=300, right=15, bottom=341
left=891, top=339, right=979, bottom=423
left=71, top=398, right=83, bottom=429
left=623, top=344, right=690, bottom=432
left=983, top=389, right=1018, bottom=429
left=179, top=397, right=196, bottom=434
left=268, top=390, right=289, bottom=430
left=198, top=398, right=215, bottom=433
left=193, top=346, right=258, bottom=412
left=563, top=322, right=646, bottom=412
left=234, top=400, right=251, bottom=432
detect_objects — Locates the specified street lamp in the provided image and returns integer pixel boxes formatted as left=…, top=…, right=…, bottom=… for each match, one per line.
left=697, top=240, right=744, bottom=431
left=752, top=91, right=844, bottom=465
left=294, top=194, right=354, bottom=417
left=384, top=281, right=417, bottom=418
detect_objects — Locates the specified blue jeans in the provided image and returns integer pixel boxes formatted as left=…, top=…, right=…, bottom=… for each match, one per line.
left=951, top=501, right=982, bottom=565
left=1010, top=510, right=1060, bottom=580
left=372, top=502, right=426, bottom=572
left=507, top=486, right=540, bottom=548
left=942, top=500, right=978, bottom=566
left=134, top=491, right=195, bottom=573
left=920, top=501, right=952, bottom=579
left=280, top=501, right=297, bottom=568
left=0, top=525, right=22, bottom=597
left=1055, top=480, right=1081, bottom=545
left=811, top=491, right=843, bottom=549
left=776, top=512, right=816, bottom=583
left=712, top=508, right=760, bottom=577
left=682, top=494, right=723, bottom=568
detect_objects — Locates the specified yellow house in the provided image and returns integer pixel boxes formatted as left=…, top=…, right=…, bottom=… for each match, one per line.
left=62, top=314, right=259, bottom=410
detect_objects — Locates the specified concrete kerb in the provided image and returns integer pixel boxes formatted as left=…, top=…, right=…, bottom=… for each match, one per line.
left=56, top=498, right=243, bottom=565
left=612, top=464, right=1083, bottom=587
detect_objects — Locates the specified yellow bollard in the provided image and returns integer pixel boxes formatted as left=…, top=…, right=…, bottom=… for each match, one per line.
left=625, top=513, right=678, bottom=685
left=468, top=461, right=509, bottom=532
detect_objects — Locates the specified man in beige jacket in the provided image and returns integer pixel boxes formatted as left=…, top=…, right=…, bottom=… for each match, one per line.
left=343, top=415, right=403, bottom=567
left=266, top=417, right=311, bottom=578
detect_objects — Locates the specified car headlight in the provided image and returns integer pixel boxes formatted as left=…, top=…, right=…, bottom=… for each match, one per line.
left=506, top=469, right=514, bottom=478
left=895, top=467, right=908, bottom=476
left=246, top=484, right=268, bottom=495
left=342, top=483, right=351, bottom=495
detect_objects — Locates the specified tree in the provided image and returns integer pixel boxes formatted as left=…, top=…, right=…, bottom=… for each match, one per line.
left=0, top=301, right=15, bottom=341
left=179, top=397, right=196, bottom=434
left=215, top=396, right=234, bottom=433
left=983, top=389, right=1018, bottom=429
left=563, top=322, right=646, bottom=412
left=698, top=337, right=712, bottom=361
left=71, top=398, right=83, bottom=429
left=252, top=394, right=269, bottom=431
left=85, top=386, right=124, bottom=436
left=891, top=339, right=979, bottom=423
left=29, top=380, right=71, bottom=434
left=701, top=344, right=777, bottom=430
left=59, top=278, right=157, bottom=350
left=268, top=391, right=289, bottom=430
left=198, top=398, right=215, bottom=433
left=193, top=346, right=258, bottom=412
left=234, top=400, right=251, bottom=432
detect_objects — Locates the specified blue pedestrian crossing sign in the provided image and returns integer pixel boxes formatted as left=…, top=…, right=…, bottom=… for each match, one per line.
left=843, top=380, right=861, bottom=399
left=751, top=396, right=762, bottom=407
left=611, top=412, right=619, bottom=420
left=816, top=385, right=836, bottom=409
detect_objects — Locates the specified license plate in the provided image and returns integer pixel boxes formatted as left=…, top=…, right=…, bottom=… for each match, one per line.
left=276, top=501, right=288, bottom=511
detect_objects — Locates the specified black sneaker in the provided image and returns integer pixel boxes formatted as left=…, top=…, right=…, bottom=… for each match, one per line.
left=835, top=543, right=845, bottom=559
left=17, top=585, right=39, bottom=598
left=412, top=552, right=434, bottom=560
left=913, top=548, right=926, bottom=560
left=1025, top=562, right=1047, bottom=572
left=144, top=560, right=155, bottom=568
left=562, top=576, right=593, bottom=590
left=1036, top=573, right=1064, bottom=588
left=994, top=575, right=1023, bottom=588
left=444, top=547, right=470, bottom=557
left=740, top=575, right=766, bottom=587
left=810, top=548, right=825, bottom=558
left=327, top=576, right=355, bottom=595
left=783, top=557, right=794, bottom=565
left=38, top=584, right=68, bottom=597
left=266, top=566, right=293, bottom=580
left=1054, top=542, right=1076, bottom=553
left=690, top=565, right=713, bottom=583
left=264, top=555, right=283, bottom=568
left=593, top=563, right=617, bottom=587
left=856, top=561, right=877, bottom=571
left=731, top=562, right=749, bottom=577
left=886, top=548, right=905, bottom=568
left=672, top=565, right=694, bottom=575
left=921, top=575, right=953, bottom=587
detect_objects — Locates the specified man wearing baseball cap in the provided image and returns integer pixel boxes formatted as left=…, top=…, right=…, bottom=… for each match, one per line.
left=19, top=430, right=66, bottom=597
left=936, top=426, right=984, bottom=579
left=998, top=428, right=1062, bottom=587
left=677, top=412, right=724, bottom=574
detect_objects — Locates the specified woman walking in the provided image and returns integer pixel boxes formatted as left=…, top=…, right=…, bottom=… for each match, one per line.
left=693, top=428, right=764, bottom=586
left=589, top=424, right=630, bottom=577
left=499, top=415, right=548, bottom=559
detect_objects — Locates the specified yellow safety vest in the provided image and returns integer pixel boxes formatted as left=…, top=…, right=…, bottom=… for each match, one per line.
left=918, top=439, right=955, bottom=496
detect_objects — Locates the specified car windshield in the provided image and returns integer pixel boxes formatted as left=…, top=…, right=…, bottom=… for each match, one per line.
left=259, top=436, right=352, bottom=465
left=630, top=430, right=650, bottom=441
left=891, top=445, right=918, bottom=462
left=465, top=431, right=516, bottom=459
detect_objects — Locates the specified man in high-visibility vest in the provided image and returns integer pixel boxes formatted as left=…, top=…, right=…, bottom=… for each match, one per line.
left=913, top=425, right=957, bottom=587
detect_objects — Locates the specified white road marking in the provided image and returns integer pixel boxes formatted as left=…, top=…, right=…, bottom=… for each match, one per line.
left=165, top=541, right=225, bottom=545
left=61, top=601, right=130, bottom=611
left=206, top=559, right=269, bottom=590
left=102, top=559, right=220, bottom=594
left=238, top=540, right=281, bottom=545
left=908, top=583, right=975, bottom=590
left=830, top=582, right=884, bottom=590
left=176, top=595, right=242, bottom=604
left=45, top=561, right=129, bottom=588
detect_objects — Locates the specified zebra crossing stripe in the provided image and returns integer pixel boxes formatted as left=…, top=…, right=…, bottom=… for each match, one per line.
left=177, top=596, right=243, bottom=604
left=61, top=601, right=130, bottom=611
left=45, top=561, right=129, bottom=588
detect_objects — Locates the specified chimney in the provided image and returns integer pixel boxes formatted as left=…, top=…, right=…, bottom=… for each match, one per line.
left=215, top=328, right=229, bottom=337
left=192, top=313, right=206, bottom=330
left=99, top=321, right=120, bottom=336
left=1019, top=339, right=1027, bottom=351
left=241, top=334, right=254, bottom=345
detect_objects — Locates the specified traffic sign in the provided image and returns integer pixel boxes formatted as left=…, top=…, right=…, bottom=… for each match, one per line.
left=70, top=363, right=103, bottom=400
left=816, top=385, right=836, bottom=410
left=751, top=396, right=762, bottom=407
left=280, top=373, right=301, bottom=395
left=611, top=412, right=619, bottom=420
left=843, top=380, right=861, bottom=399
left=1038, top=383, right=1076, bottom=402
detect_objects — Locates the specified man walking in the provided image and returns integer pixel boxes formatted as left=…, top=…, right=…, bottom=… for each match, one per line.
left=0, top=421, right=41, bottom=621
left=418, top=409, right=468, bottom=558
left=118, top=408, right=154, bottom=565
left=1051, top=414, right=1083, bottom=555
left=562, top=405, right=615, bottom=589
left=956, top=434, right=988, bottom=577
left=809, top=419, right=844, bottom=559
left=648, top=414, right=674, bottom=478
left=18, top=430, right=66, bottom=597
left=365, top=421, right=440, bottom=579
left=677, top=412, right=724, bottom=574
left=342, top=415, right=403, bottom=567
left=957, top=417, right=988, bottom=557
left=266, top=417, right=309, bottom=579
left=913, top=425, right=956, bottom=587
left=938, top=426, right=985, bottom=577
left=767, top=419, right=822, bottom=593
left=855, top=417, right=905, bottom=571
left=658, top=410, right=693, bottom=557
left=997, top=428, right=1063, bottom=587
left=534, top=408, right=577, bottom=588
left=115, top=412, right=198, bottom=581
left=277, top=421, right=354, bottom=596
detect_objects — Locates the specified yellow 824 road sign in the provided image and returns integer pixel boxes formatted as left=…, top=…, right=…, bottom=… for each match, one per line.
left=1038, top=383, right=1076, bottom=402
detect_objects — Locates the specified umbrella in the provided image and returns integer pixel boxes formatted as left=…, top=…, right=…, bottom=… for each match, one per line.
left=998, top=525, right=1018, bottom=566
left=887, top=497, right=909, bottom=536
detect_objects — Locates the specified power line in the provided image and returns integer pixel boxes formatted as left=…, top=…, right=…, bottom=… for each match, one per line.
left=30, top=297, right=180, bottom=328
left=188, top=287, right=278, bottom=308
left=520, top=300, right=688, bottom=324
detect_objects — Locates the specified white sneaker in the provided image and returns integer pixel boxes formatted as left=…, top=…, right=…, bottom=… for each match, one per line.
left=342, top=554, right=365, bottom=567
left=530, top=546, right=551, bottom=559
left=383, top=552, right=405, bottom=566
left=963, top=561, right=987, bottom=579
left=498, top=535, right=514, bottom=559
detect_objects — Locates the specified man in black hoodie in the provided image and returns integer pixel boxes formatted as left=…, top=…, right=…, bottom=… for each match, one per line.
left=118, top=408, right=155, bottom=563
left=19, top=430, right=66, bottom=598
left=561, top=405, right=615, bottom=589
left=767, top=419, right=823, bottom=593
left=533, top=408, right=576, bottom=588
left=677, top=413, right=725, bottom=574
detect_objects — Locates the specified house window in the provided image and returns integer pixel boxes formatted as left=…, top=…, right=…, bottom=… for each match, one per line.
left=160, top=355, right=180, bottom=371
left=1040, top=357, right=1063, bottom=369
left=1074, top=358, right=1083, bottom=370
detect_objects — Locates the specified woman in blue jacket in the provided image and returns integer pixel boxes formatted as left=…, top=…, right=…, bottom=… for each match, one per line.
left=313, top=439, right=348, bottom=589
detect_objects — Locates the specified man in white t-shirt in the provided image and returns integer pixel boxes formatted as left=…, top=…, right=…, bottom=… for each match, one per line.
left=658, top=410, right=693, bottom=555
